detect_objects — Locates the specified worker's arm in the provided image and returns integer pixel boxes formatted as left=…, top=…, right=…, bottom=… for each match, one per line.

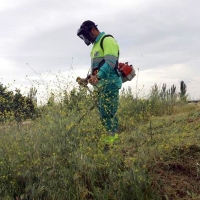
left=97, top=37, right=119, bottom=79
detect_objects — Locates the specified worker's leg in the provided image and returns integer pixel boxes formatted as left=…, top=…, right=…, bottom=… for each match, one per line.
left=97, top=84, right=119, bottom=134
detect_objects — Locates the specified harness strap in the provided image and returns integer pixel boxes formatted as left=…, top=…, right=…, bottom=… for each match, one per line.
left=94, top=34, right=119, bottom=77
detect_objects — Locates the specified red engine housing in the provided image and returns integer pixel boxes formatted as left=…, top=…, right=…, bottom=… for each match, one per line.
left=118, top=62, right=133, bottom=76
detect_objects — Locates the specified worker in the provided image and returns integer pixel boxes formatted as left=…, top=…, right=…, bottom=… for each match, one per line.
left=77, top=20, right=122, bottom=145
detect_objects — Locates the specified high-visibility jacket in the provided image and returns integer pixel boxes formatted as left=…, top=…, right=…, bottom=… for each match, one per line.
left=90, top=32, right=122, bottom=89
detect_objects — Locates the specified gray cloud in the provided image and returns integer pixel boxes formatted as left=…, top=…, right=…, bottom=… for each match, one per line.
left=0, top=0, right=200, bottom=99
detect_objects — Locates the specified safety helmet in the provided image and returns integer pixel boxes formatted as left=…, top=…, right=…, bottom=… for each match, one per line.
left=77, top=20, right=97, bottom=46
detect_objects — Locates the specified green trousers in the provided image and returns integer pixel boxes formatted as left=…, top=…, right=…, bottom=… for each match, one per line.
left=97, top=84, right=119, bottom=133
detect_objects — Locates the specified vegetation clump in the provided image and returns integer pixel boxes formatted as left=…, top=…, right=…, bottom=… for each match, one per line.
left=0, top=81, right=199, bottom=200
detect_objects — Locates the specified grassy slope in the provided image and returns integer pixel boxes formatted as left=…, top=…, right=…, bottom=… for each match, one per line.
left=0, top=103, right=200, bottom=200
left=118, top=103, right=200, bottom=199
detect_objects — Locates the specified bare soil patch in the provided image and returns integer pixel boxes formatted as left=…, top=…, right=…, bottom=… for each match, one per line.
left=150, top=145, right=200, bottom=200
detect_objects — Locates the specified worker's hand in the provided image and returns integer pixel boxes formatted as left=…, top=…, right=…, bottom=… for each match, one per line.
left=76, top=77, right=88, bottom=87
left=88, top=75, right=99, bottom=85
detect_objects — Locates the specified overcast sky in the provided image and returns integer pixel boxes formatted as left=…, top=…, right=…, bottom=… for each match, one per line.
left=1, top=0, right=200, bottom=101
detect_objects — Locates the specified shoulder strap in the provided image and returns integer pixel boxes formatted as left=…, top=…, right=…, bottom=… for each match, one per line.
left=100, top=34, right=113, bottom=51
left=99, top=34, right=120, bottom=77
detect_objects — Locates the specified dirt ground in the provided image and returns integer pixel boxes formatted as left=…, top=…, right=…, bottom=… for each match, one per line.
left=150, top=145, right=200, bottom=200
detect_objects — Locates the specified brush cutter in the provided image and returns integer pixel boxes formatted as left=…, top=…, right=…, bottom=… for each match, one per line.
left=65, top=76, right=97, bottom=133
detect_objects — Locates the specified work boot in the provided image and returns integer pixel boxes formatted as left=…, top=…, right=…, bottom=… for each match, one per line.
left=100, top=132, right=119, bottom=152
left=100, top=133, right=119, bottom=144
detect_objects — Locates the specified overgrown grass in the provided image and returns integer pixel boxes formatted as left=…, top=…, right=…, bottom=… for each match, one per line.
left=0, top=86, right=199, bottom=200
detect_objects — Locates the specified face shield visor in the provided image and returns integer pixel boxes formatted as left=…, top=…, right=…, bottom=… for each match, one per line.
left=77, top=29, right=91, bottom=46
left=77, top=24, right=97, bottom=46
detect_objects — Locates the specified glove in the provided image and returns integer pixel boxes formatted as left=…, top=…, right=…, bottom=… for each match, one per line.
left=88, top=75, right=99, bottom=86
